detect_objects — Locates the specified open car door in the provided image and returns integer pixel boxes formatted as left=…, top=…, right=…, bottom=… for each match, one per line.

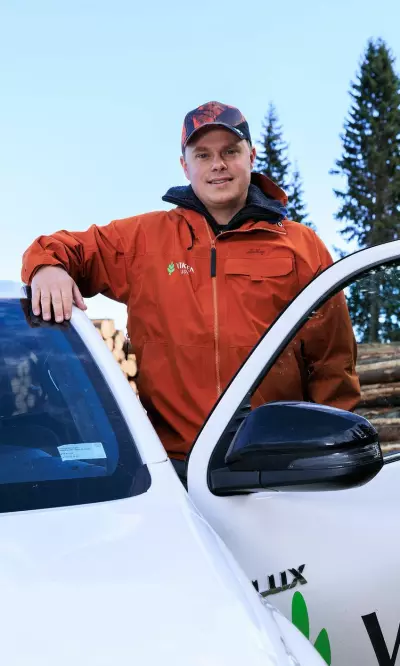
left=187, top=240, right=400, bottom=666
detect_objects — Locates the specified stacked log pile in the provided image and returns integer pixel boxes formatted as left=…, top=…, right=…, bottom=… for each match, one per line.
left=355, top=343, right=400, bottom=453
left=91, top=319, right=138, bottom=395
left=92, top=321, right=400, bottom=453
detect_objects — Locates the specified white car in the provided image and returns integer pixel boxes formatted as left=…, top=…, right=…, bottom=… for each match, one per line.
left=0, top=239, right=399, bottom=666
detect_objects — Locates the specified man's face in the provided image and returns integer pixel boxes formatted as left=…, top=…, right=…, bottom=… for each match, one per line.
left=180, top=127, right=256, bottom=210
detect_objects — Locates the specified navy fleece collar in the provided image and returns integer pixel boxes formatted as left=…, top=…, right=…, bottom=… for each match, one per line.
left=162, top=181, right=287, bottom=235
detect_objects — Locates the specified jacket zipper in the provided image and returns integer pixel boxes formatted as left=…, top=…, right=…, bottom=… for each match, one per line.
left=204, top=220, right=221, bottom=398
left=202, top=219, right=284, bottom=399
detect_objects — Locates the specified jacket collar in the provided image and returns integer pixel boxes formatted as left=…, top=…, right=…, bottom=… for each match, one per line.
left=162, top=172, right=287, bottom=236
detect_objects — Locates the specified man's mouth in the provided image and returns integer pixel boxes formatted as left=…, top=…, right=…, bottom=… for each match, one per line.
left=208, top=178, right=233, bottom=185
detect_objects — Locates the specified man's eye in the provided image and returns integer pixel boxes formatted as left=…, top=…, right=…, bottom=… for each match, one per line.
left=226, top=148, right=238, bottom=155
left=196, top=153, right=208, bottom=159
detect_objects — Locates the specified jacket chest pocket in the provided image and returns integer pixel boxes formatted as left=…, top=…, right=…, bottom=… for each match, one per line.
left=223, top=256, right=298, bottom=345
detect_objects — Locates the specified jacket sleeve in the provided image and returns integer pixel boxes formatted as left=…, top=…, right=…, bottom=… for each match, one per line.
left=299, top=234, right=361, bottom=411
left=21, top=218, right=141, bottom=304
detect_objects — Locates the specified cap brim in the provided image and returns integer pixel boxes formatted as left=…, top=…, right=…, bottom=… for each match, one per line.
left=183, top=122, right=246, bottom=150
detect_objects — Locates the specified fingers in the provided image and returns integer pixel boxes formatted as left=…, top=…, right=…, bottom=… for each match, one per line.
left=40, top=289, right=53, bottom=321
left=42, top=285, right=80, bottom=322
left=51, top=289, right=65, bottom=323
left=30, top=267, right=86, bottom=321
left=61, top=287, right=73, bottom=320
left=72, top=282, right=87, bottom=310
left=34, top=286, right=69, bottom=322
left=32, top=284, right=41, bottom=316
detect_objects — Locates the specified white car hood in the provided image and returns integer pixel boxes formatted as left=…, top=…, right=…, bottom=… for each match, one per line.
left=0, top=462, right=321, bottom=666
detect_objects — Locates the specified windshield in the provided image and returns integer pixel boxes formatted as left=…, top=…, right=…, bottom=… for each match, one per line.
left=0, top=299, right=150, bottom=513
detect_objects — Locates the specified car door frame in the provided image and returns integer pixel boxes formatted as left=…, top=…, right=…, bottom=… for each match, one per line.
left=187, top=240, right=400, bottom=496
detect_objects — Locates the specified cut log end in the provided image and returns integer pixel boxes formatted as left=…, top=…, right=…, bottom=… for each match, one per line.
left=91, top=319, right=139, bottom=394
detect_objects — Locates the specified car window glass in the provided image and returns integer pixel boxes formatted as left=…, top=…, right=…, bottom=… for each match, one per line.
left=0, top=299, right=150, bottom=513
left=349, top=262, right=400, bottom=456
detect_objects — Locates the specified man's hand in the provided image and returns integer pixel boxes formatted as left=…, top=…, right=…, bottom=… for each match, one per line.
left=31, top=266, right=87, bottom=322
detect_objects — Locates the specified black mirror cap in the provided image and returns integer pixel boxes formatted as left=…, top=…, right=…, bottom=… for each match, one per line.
left=225, top=402, right=383, bottom=491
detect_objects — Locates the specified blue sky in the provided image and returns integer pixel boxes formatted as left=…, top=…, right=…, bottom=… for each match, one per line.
left=1, top=0, right=400, bottom=330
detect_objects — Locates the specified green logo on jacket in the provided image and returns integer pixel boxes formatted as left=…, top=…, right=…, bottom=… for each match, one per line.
left=167, top=262, right=175, bottom=276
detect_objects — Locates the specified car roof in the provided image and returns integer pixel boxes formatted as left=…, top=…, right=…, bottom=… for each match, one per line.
left=0, top=281, right=27, bottom=299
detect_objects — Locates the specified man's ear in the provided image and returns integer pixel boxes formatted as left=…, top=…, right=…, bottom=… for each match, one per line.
left=180, top=155, right=190, bottom=181
left=250, top=145, right=257, bottom=169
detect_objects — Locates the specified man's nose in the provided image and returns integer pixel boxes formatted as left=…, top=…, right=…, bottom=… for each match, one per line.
left=211, top=156, right=227, bottom=170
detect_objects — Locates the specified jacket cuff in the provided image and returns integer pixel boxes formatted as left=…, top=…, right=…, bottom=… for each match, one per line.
left=23, top=259, right=65, bottom=285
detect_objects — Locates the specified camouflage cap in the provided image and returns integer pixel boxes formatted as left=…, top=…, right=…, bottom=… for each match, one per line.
left=181, top=101, right=252, bottom=153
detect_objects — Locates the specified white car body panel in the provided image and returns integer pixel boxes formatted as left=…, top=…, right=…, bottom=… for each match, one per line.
left=0, top=460, right=322, bottom=666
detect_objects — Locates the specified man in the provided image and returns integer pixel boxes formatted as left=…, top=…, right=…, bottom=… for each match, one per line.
left=22, top=101, right=361, bottom=463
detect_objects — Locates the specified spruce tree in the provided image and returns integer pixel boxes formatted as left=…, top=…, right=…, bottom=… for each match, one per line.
left=347, top=264, right=400, bottom=343
left=256, top=104, right=315, bottom=228
left=332, top=38, right=400, bottom=247
left=255, top=103, right=290, bottom=190
left=286, top=162, right=315, bottom=230
left=332, top=38, right=400, bottom=342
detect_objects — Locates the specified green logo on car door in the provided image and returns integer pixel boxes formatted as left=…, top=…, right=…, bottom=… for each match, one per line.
left=292, top=591, right=332, bottom=664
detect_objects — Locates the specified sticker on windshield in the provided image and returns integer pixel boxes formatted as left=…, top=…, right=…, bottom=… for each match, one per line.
left=57, top=442, right=107, bottom=462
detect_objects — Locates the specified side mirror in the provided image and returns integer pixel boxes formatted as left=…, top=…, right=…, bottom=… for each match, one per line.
left=221, top=402, right=383, bottom=492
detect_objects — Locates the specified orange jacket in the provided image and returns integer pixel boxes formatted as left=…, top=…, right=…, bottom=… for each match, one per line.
left=22, top=173, right=361, bottom=458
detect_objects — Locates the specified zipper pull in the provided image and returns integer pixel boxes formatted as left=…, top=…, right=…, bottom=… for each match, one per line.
left=210, top=245, right=217, bottom=277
